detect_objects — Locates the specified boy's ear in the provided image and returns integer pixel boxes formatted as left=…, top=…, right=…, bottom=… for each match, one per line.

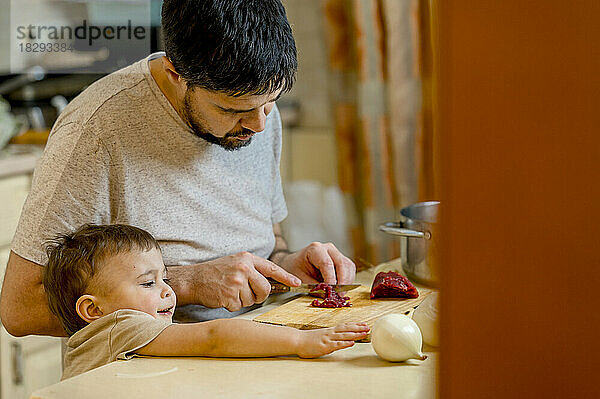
left=75, top=295, right=104, bottom=323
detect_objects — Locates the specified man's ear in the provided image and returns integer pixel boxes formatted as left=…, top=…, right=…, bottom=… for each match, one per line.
left=75, top=295, right=104, bottom=323
left=162, top=57, right=185, bottom=87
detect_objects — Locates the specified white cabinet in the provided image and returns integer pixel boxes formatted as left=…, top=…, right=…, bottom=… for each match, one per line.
left=0, top=319, right=62, bottom=399
left=0, top=172, right=63, bottom=399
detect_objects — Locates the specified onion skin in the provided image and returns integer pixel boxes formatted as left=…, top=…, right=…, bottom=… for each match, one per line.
left=371, top=314, right=427, bottom=362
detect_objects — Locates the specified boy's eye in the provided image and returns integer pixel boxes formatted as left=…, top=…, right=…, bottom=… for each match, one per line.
left=140, top=281, right=155, bottom=287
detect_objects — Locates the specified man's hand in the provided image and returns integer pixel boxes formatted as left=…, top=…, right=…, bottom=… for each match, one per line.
left=279, top=242, right=356, bottom=285
left=170, top=252, right=301, bottom=311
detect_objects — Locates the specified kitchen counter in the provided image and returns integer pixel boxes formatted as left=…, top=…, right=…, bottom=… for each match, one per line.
left=32, top=261, right=438, bottom=399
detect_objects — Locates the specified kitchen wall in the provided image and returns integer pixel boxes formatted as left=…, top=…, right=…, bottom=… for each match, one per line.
left=277, top=1, right=350, bottom=253
left=280, top=0, right=337, bottom=186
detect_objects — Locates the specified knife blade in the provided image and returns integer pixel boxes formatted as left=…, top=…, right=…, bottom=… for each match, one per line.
left=269, top=279, right=361, bottom=294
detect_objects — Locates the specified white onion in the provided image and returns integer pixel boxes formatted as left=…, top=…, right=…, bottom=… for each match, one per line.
left=412, top=292, right=440, bottom=347
left=371, top=313, right=427, bottom=362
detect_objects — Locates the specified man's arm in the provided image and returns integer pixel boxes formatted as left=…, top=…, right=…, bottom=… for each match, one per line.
left=165, top=251, right=301, bottom=311
left=269, top=223, right=291, bottom=266
left=0, top=251, right=66, bottom=337
left=165, top=224, right=300, bottom=311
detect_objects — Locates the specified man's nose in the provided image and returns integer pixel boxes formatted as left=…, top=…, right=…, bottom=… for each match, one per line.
left=240, top=106, right=267, bottom=133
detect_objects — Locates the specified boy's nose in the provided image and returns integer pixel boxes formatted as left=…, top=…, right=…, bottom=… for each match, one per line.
left=161, top=284, right=172, bottom=298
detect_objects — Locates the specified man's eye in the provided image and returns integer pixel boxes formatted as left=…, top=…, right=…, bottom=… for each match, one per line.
left=140, top=281, right=155, bottom=287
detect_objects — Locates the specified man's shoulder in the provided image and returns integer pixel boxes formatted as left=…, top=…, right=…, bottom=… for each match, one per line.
left=53, top=59, right=152, bottom=132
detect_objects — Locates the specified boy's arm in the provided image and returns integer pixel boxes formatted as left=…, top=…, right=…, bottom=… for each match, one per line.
left=136, top=319, right=370, bottom=358
left=137, top=319, right=302, bottom=358
left=0, top=251, right=67, bottom=337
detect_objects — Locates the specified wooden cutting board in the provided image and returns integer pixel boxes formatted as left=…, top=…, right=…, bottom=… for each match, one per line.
left=253, top=285, right=433, bottom=342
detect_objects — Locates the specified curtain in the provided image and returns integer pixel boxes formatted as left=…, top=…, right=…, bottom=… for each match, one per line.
left=322, top=0, right=436, bottom=265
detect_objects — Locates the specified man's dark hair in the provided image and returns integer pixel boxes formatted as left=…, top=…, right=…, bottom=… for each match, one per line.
left=161, top=0, right=297, bottom=96
left=43, top=224, right=161, bottom=336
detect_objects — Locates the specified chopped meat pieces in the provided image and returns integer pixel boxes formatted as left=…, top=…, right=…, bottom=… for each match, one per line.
left=310, top=283, right=352, bottom=308
left=370, top=271, right=419, bottom=299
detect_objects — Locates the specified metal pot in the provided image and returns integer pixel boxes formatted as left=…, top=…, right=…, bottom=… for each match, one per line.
left=379, top=201, right=440, bottom=287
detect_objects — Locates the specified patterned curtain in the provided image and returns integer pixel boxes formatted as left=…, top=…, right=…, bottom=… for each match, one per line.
left=322, top=0, right=436, bottom=265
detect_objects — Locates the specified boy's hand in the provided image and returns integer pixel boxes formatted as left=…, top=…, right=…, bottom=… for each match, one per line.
left=296, top=322, right=370, bottom=358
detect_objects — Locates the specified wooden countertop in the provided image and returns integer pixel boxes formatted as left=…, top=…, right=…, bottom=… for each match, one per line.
left=32, top=261, right=438, bottom=399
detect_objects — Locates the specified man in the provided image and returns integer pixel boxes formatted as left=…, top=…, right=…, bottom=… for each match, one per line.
left=0, top=0, right=355, bottom=337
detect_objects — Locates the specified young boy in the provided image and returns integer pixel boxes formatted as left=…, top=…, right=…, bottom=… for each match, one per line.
left=43, top=224, right=369, bottom=380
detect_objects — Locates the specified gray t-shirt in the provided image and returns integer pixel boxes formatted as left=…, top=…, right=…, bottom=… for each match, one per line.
left=11, top=53, right=287, bottom=320
left=62, top=309, right=171, bottom=380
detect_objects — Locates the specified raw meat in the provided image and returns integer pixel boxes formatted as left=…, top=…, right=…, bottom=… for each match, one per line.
left=310, top=283, right=352, bottom=308
left=370, top=271, right=419, bottom=299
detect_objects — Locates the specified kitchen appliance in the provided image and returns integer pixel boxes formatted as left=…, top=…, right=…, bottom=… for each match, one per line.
left=0, top=72, right=103, bottom=133
left=379, top=201, right=440, bottom=287
left=0, top=66, right=46, bottom=96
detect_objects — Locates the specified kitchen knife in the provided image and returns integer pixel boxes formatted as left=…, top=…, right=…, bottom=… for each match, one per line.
left=269, top=279, right=361, bottom=294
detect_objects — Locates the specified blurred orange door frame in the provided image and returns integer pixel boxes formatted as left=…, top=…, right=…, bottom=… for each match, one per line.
left=437, top=1, right=599, bottom=398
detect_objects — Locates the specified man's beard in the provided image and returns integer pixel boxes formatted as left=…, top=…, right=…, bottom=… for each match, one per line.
left=182, top=91, right=255, bottom=151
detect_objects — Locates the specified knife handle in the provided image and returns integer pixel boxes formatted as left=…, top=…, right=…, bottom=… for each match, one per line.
left=267, top=278, right=291, bottom=294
